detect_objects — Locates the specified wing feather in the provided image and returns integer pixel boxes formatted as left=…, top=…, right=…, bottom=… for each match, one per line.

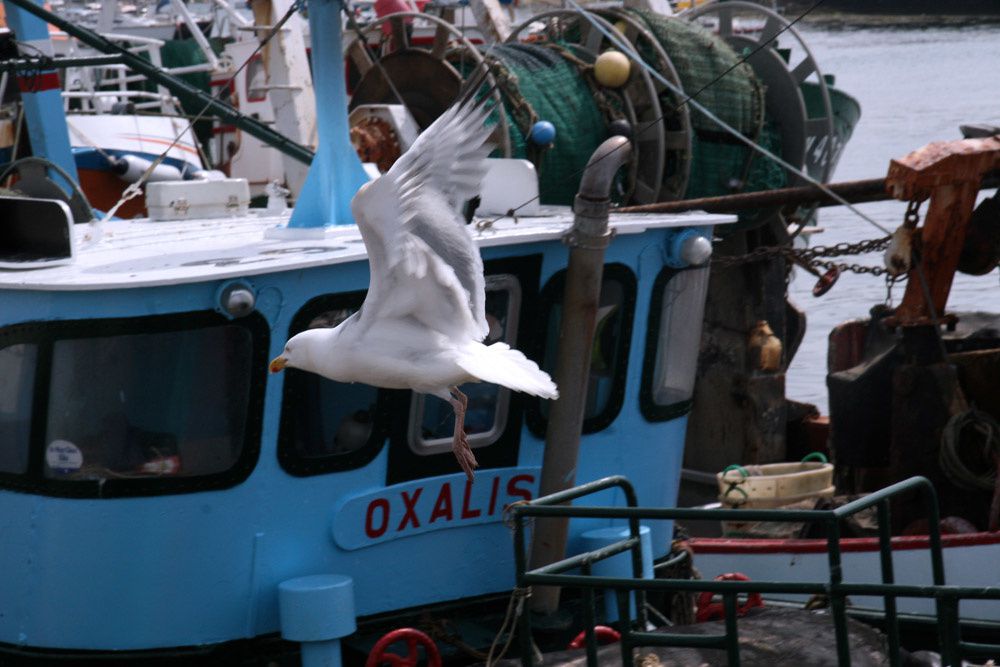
left=349, top=93, right=495, bottom=340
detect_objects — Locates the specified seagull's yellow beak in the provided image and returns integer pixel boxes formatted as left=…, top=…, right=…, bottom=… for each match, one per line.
left=269, top=355, right=288, bottom=373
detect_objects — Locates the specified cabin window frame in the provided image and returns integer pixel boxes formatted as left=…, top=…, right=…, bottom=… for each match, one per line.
left=525, top=263, right=637, bottom=436
left=276, top=291, right=390, bottom=476
left=406, top=273, right=523, bottom=456
left=0, top=311, right=269, bottom=499
left=639, top=265, right=711, bottom=422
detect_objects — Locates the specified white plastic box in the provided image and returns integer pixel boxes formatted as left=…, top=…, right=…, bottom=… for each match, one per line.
left=146, top=179, right=250, bottom=221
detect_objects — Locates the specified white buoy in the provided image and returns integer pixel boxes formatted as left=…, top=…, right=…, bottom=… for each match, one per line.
left=110, top=154, right=183, bottom=183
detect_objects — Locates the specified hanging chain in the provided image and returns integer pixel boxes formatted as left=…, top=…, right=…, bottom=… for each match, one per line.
left=713, top=235, right=894, bottom=277
left=903, top=199, right=922, bottom=228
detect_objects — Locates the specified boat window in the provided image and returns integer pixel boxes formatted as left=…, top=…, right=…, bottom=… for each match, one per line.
left=0, top=313, right=268, bottom=498
left=408, top=274, right=522, bottom=456
left=245, top=54, right=268, bottom=103
left=526, top=264, right=636, bottom=435
left=0, top=343, right=36, bottom=475
left=277, top=292, right=387, bottom=475
left=640, top=266, right=711, bottom=421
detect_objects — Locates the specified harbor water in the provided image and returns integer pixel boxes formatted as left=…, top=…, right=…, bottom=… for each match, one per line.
left=784, top=19, right=1000, bottom=413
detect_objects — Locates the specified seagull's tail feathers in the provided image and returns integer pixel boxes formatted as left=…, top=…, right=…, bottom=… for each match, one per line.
left=457, top=343, right=559, bottom=400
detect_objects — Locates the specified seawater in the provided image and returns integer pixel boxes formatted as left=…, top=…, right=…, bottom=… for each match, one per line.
left=784, top=20, right=1000, bottom=413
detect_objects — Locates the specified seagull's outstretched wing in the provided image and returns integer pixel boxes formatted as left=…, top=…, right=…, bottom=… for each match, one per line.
left=350, top=93, right=495, bottom=340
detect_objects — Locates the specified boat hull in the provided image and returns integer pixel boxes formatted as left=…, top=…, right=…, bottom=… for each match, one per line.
left=691, top=532, right=1000, bottom=622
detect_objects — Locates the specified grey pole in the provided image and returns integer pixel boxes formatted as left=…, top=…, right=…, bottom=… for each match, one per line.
left=529, top=136, right=632, bottom=615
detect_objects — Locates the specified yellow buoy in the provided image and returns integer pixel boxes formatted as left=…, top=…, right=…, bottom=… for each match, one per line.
left=594, top=50, right=631, bottom=88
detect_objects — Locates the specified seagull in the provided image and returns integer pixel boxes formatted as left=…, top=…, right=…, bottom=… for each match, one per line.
left=269, top=89, right=558, bottom=481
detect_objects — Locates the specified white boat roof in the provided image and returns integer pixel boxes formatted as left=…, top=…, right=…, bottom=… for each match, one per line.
left=0, top=207, right=734, bottom=291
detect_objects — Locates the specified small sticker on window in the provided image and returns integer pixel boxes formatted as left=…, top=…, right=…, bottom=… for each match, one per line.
left=46, top=440, right=83, bottom=474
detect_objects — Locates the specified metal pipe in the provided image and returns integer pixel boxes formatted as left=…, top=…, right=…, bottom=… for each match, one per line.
left=617, top=171, right=1000, bottom=215
left=620, top=178, right=889, bottom=214
left=1, top=55, right=127, bottom=71
left=2, top=0, right=314, bottom=165
left=529, top=136, right=632, bottom=615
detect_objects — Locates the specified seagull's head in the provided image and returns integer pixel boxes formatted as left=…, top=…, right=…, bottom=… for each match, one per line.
left=269, top=329, right=327, bottom=374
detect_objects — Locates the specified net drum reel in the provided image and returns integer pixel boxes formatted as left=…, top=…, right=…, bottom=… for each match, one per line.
left=505, top=9, right=672, bottom=205
left=344, top=11, right=511, bottom=158
left=681, top=1, right=837, bottom=187
left=594, top=7, right=693, bottom=200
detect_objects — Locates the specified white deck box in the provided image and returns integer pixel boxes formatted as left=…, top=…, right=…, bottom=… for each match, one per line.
left=147, top=179, right=250, bottom=221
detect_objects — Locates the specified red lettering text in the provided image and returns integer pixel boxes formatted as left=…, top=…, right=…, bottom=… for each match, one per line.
left=430, top=483, right=454, bottom=523
left=365, top=498, right=390, bottom=538
left=461, top=478, right=481, bottom=519
left=506, top=474, right=535, bottom=503
left=488, top=476, right=500, bottom=515
left=397, top=488, right=423, bottom=531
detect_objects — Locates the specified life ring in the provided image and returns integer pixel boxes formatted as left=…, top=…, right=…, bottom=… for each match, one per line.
left=695, top=572, right=764, bottom=623
left=365, top=628, right=442, bottom=667
left=567, top=625, right=621, bottom=650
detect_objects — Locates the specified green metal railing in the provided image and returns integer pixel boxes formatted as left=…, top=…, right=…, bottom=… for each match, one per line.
left=510, top=475, right=1000, bottom=666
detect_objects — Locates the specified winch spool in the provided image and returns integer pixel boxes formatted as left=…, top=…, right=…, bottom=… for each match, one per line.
left=463, top=41, right=611, bottom=206
left=682, top=1, right=838, bottom=185
left=504, top=9, right=669, bottom=205
left=593, top=6, right=692, bottom=200
left=342, top=4, right=838, bottom=218
left=680, top=1, right=842, bottom=230
left=628, top=7, right=774, bottom=206
left=344, top=11, right=511, bottom=158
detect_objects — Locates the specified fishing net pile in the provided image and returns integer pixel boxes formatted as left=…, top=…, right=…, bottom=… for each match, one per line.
left=471, top=13, right=789, bottom=210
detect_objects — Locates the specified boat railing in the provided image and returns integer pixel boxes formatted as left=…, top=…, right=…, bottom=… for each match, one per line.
left=509, top=475, right=1000, bottom=666
left=55, top=30, right=215, bottom=116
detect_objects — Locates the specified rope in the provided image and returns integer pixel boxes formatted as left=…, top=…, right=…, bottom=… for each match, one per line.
left=485, top=586, right=531, bottom=667
left=939, top=408, right=1000, bottom=492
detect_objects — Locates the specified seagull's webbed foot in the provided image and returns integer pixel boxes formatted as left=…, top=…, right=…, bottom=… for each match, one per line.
left=449, top=386, right=478, bottom=482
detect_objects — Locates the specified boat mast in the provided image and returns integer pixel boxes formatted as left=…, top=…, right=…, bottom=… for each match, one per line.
left=2, top=0, right=78, bottom=185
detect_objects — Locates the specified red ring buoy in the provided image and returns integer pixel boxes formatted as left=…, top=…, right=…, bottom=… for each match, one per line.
left=365, top=628, right=442, bottom=667
left=696, top=572, right=764, bottom=623
left=567, top=625, right=621, bottom=650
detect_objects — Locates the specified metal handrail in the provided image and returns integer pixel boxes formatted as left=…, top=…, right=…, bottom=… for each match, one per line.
left=509, top=476, right=1000, bottom=667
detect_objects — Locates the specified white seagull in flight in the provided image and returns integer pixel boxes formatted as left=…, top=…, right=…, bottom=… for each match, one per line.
left=270, top=90, right=558, bottom=480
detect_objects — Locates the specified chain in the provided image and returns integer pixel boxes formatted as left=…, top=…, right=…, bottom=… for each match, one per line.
left=904, top=199, right=922, bottom=228
left=712, top=235, right=893, bottom=277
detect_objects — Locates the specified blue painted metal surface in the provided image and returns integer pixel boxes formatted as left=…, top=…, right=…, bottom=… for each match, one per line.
left=579, top=525, right=654, bottom=621
left=0, top=225, right=708, bottom=652
left=1, top=0, right=79, bottom=186
left=287, top=0, right=368, bottom=229
left=279, top=574, right=356, bottom=641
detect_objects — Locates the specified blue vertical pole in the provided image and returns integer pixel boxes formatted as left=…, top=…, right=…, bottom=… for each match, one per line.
left=287, top=0, right=368, bottom=229
left=2, top=0, right=79, bottom=186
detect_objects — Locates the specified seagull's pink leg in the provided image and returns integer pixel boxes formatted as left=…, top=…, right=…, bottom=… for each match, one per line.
left=449, top=386, right=478, bottom=482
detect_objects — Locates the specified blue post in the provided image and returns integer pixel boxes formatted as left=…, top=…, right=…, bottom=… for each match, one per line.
left=285, top=0, right=368, bottom=230
left=2, top=0, right=79, bottom=187
left=279, top=574, right=356, bottom=667
left=578, top=525, right=654, bottom=622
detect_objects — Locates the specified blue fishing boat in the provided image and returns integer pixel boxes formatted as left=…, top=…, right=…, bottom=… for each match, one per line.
left=0, top=0, right=907, bottom=663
